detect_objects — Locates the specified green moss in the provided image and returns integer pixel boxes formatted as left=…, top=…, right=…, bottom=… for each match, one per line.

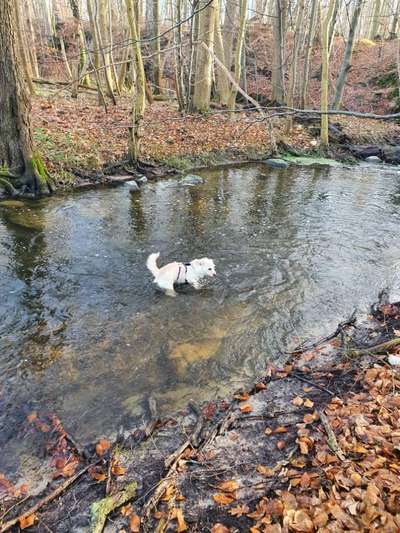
left=282, top=154, right=341, bottom=167
left=376, top=68, right=398, bottom=88
left=90, top=481, right=137, bottom=533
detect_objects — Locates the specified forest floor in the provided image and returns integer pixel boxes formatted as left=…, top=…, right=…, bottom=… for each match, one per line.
left=32, top=90, right=400, bottom=190
left=1, top=297, right=400, bottom=532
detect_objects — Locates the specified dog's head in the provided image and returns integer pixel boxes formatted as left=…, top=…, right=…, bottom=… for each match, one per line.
left=192, top=258, right=216, bottom=278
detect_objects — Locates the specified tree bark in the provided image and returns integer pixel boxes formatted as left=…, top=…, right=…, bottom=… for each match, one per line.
left=0, top=0, right=52, bottom=195
left=299, top=0, right=318, bottom=109
left=286, top=0, right=305, bottom=131
left=227, top=0, right=248, bottom=111
left=214, top=0, right=231, bottom=104
left=191, top=0, right=216, bottom=112
left=271, top=0, right=288, bottom=103
left=332, top=0, right=362, bottom=109
left=369, top=0, right=382, bottom=39
left=125, top=0, right=146, bottom=161
left=320, top=0, right=336, bottom=148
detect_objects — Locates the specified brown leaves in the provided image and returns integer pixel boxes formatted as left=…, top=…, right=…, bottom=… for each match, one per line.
left=292, top=396, right=304, bottom=407
left=256, top=465, right=274, bottom=477
left=211, top=524, right=230, bottom=533
left=229, top=504, right=250, bottom=516
left=95, top=439, right=111, bottom=456
left=129, top=513, right=140, bottom=532
left=283, top=509, right=314, bottom=532
left=19, top=514, right=36, bottom=530
left=239, top=404, right=253, bottom=413
left=218, top=480, right=239, bottom=492
left=171, top=508, right=187, bottom=532
left=213, top=493, right=235, bottom=506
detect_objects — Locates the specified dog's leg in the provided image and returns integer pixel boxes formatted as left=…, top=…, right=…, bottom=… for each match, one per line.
left=192, top=280, right=201, bottom=290
left=165, top=288, right=177, bottom=297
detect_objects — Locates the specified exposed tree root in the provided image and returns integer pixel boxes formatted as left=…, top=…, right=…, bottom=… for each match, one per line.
left=0, top=177, right=18, bottom=197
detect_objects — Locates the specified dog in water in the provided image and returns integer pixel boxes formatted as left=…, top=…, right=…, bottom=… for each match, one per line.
left=146, top=252, right=216, bottom=296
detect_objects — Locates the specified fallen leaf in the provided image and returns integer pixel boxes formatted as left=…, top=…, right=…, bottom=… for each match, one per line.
left=174, top=508, right=188, bottom=532
left=292, top=397, right=304, bottom=407
left=27, top=412, right=37, bottom=424
left=213, top=492, right=235, bottom=505
left=19, top=514, right=36, bottom=530
left=112, top=463, right=126, bottom=476
left=274, top=426, right=288, bottom=433
left=218, top=480, right=239, bottom=492
left=303, top=398, right=314, bottom=408
left=255, top=382, right=267, bottom=390
left=95, top=439, right=111, bottom=456
left=240, top=404, right=252, bottom=413
left=394, top=329, right=400, bottom=337
left=211, top=524, right=230, bottom=533
left=265, top=427, right=273, bottom=435
left=121, top=505, right=133, bottom=517
left=257, top=465, right=274, bottom=477
left=229, top=504, right=249, bottom=516
left=284, top=509, right=313, bottom=532
left=234, top=392, right=249, bottom=401
left=161, top=484, right=175, bottom=501
left=276, top=440, right=286, bottom=450
left=129, top=513, right=140, bottom=532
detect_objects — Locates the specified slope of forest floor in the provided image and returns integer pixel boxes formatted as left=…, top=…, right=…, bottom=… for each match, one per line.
left=1, top=297, right=400, bottom=532
left=32, top=92, right=400, bottom=189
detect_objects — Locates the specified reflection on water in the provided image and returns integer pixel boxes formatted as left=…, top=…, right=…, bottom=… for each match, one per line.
left=1, top=163, right=400, bottom=478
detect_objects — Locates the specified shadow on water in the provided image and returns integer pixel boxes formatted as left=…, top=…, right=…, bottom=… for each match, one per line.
left=1, top=162, right=400, bottom=481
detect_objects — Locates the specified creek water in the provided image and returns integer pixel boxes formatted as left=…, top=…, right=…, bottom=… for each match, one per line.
left=1, top=162, right=400, bottom=482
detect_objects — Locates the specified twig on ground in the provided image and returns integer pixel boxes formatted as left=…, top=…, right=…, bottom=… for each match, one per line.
left=0, top=463, right=96, bottom=533
left=292, top=373, right=334, bottom=396
left=346, top=337, right=400, bottom=357
left=319, top=412, right=346, bottom=461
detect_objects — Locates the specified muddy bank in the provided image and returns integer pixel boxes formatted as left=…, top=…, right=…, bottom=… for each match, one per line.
left=1, top=294, right=400, bottom=532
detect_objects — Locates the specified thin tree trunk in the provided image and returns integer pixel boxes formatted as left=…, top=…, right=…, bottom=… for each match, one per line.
left=299, top=0, right=318, bottom=109
left=26, top=0, right=40, bottom=78
left=192, top=0, right=216, bottom=112
left=222, top=0, right=238, bottom=72
left=320, top=0, right=336, bottom=148
left=286, top=0, right=305, bottom=131
left=152, top=0, right=162, bottom=93
left=86, top=0, right=105, bottom=104
left=0, top=0, right=52, bottom=195
left=332, top=0, right=363, bottom=109
left=390, top=0, right=400, bottom=38
left=125, top=0, right=146, bottom=161
left=98, top=0, right=115, bottom=95
left=369, top=0, right=382, bottom=39
left=328, top=0, right=341, bottom=53
left=214, top=0, right=231, bottom=104
left=228, top=0, right=248, bottom=111
left=271, top=0, right=288, bottom=103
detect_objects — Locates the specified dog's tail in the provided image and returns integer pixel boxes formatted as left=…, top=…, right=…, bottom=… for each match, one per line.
left=146, top=252, right=160, bottom=277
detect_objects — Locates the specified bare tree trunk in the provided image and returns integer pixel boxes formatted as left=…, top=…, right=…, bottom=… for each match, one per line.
left=98, top=0, right=115, bottom=95
left=320, top=0, right=336, bottom=148
left=328, top=0, right=341, bottom=53
left=332, top=0, right=363, bottom=109
left=222, top=0, right=238, bottom=72
left=299, top=0, right=318, bottom=109
left=191, top=0, right=216, bottom=112
left=152, top=0, right=162, bottom=93
left=26, top=0, right=40, bottom=78
left=271, top=0, right=288, bottom=103
left=369, top=0, right=382, bottom=39
left=0, top=0, right=52, bottom=195
left=125, top=0, right=146, bottom=161
left=14, top=0, right=35, bottom=95
left=228, top=0, right=248, bottom=110
left=286, top=0, right=305, bottom=131
left=173, top=0, right=187, bottom=110
left=390, top=0, right=400, bottom=38
left=214, top=0, right=231, bottom=104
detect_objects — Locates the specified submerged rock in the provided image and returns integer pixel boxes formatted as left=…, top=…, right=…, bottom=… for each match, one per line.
left=264, top=158, right=289, bottom=169
left=365, top=155, right=382, bottom=163
left=181, top=174, right=204, bottom=186
left=136, top=175, right=148, bottom=184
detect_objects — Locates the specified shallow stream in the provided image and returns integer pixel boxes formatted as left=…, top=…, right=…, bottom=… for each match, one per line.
left=1, top=162, right=400, bottom=480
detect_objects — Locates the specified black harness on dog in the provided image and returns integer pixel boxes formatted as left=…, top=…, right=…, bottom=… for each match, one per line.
left=177, top=262, right=192, bottom=284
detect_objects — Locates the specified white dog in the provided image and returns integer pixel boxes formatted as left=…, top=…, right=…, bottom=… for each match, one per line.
left=146, top=252, right=216, bottom=296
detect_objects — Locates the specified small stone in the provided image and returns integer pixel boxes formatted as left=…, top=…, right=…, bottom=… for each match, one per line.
left=365, top=156, right=382, bottom=163
left=181, top=174, right=204, bottom=186
left=136, top=175, right=148, bottom=184
left=129, top=181, right=140, bottom=194
left=264, top=158, right=289, bottom=169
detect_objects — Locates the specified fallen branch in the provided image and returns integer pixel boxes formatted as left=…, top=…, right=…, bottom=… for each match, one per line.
left=319, top=412, right=346, bottom=461
left=0, top=463, right=96, bottom=533
left=346, top=337, right=400, bottom=357
left=290, top=310, right=357, bottom=354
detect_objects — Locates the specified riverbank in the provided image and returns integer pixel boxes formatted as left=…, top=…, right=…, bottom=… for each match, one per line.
left=29, top=92, right=400, bottom=193
left=1, top=295, right=400, bottom=532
